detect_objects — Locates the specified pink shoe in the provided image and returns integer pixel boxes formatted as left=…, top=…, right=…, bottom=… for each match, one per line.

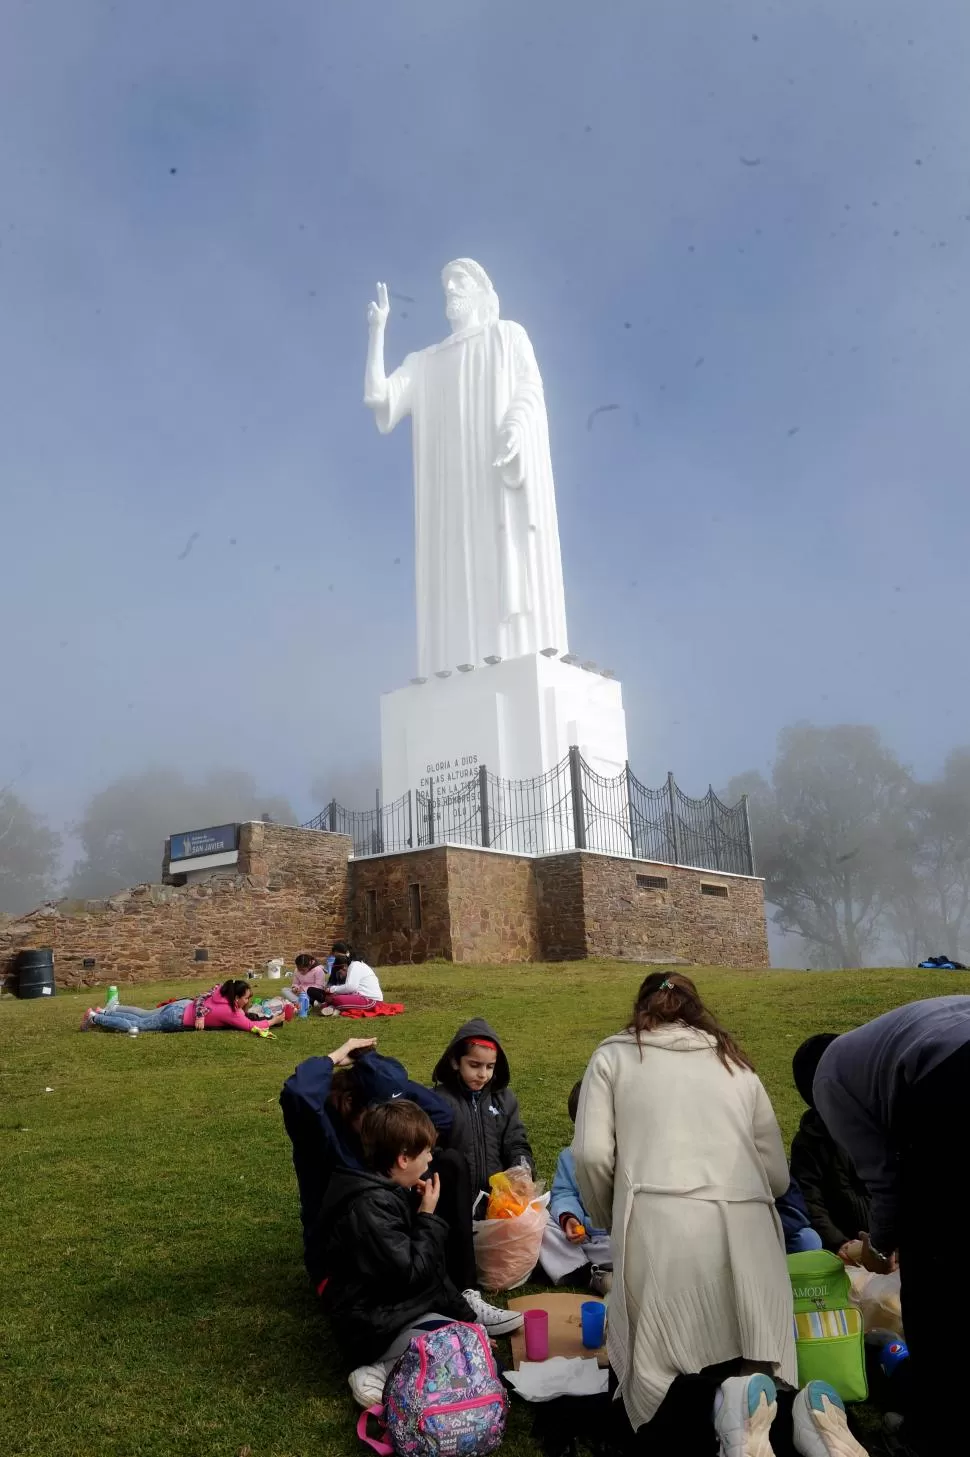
left=79, top=1008, right=98, bottom=1031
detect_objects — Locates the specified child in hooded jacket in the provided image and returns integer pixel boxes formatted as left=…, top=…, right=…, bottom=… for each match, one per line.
left=789, top=1033, right=872, bottom=1257
left=431, top=1018, right=535, bottom=1204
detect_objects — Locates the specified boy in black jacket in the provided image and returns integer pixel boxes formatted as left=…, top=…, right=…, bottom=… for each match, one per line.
left=319, top=1099, right=522, bottom=1409
left=280, top=1039, right=452, bottom=1289
left=432, top=1018, right=535, bottom=1204
left=789, top=1033, right=871, bottom=1256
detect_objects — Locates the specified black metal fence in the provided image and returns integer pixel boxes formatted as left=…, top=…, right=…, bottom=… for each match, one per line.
left=302, top=749, right=755, bottom=876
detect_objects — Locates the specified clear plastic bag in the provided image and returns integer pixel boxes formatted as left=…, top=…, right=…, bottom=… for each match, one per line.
left=473, top=1165, right=550, bottom=1291
left=485, top=1165, right=547, bottom=1220
left=474, top=1193, right=550, bottom=1291
left=847, top=1267, right=903, bottom=1336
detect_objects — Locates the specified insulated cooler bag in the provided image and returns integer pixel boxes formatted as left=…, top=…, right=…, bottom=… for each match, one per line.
left=788, top=1250, right=868, bottom=1403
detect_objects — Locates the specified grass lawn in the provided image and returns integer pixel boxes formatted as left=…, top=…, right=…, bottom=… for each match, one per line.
left=3, top=962, right=966, bottom=1456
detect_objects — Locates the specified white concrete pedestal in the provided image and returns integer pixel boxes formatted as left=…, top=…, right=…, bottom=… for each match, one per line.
left=380, top=653, right=629, bottom=809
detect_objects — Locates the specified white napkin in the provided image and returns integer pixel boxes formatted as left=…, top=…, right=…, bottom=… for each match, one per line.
left=504, top=1356, right=609, bottom=1402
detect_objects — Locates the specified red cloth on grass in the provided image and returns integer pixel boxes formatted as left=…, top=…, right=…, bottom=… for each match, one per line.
left=339, top=1000, right=405, bottom=1019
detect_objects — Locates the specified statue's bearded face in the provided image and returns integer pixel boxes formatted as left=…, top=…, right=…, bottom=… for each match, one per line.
left=443, top=269, right=484, bottom=325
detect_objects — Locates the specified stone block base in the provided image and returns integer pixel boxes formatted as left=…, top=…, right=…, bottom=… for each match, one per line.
left=1, top=829, right=769, bottom=991
left=350, top=845, right=769, bottom=968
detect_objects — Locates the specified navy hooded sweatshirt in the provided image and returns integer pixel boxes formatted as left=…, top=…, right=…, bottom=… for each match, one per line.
left=280, top=1050, right=453, bottom=1287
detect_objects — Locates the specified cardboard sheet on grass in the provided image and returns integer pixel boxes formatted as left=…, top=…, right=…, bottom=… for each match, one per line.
left=508, top=1293, right=608, bottom=1369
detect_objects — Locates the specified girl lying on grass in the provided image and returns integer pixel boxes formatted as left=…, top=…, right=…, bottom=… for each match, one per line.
left=80, top=979, right=286, bottom=1036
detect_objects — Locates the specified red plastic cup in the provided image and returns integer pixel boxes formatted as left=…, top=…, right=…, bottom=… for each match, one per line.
left=283, top=1003, right=295, bottom=1022
left=523, top=1308, right=549, bottom=1361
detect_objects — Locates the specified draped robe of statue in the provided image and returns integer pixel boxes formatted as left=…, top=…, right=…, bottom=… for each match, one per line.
left=373, top=318, right=569, bottom=678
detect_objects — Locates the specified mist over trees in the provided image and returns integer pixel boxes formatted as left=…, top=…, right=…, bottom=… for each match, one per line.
left=309, top=762, right=382, bottom=812
left=65, top=769, right=297, bottom=900
left=0, top=786, right=61, bottom=913
left=4, top=730, right=970, bottom=967
left=727, top=724, right=970, bottom=969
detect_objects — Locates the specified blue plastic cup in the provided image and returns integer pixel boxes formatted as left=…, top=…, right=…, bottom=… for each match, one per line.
left=581, top=1300, right=606, bottom=1349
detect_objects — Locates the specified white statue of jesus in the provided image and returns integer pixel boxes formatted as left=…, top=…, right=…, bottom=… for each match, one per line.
left=364, top=259, right=569, bottom=678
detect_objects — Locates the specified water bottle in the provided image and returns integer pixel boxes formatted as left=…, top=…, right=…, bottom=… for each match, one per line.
left=105, top=985, right=119, bottom=1009
left=298, top=989, right=310, bottom=1019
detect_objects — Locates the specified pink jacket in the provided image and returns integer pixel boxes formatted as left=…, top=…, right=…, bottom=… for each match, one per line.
left=182, top=986, right=272, bottom=1032
left=291, top=963, right=328, bottom=993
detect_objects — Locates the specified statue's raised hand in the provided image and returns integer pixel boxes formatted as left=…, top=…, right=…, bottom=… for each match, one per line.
left=367, top=281, right=390, bottom=331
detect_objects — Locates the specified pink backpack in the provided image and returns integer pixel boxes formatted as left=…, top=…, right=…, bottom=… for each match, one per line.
left=357, top=1321, right=507, bottom=1457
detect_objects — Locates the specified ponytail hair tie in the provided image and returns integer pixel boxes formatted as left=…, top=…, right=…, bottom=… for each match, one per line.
left=659, top=978, right=673, bottom=990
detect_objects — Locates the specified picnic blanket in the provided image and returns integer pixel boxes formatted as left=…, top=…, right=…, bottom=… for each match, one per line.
left=340, top=1000, right=405, bottom=1019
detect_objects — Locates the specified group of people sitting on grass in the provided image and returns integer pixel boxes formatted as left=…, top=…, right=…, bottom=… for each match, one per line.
left=280, top=943, right=383, bottom=1013
left=78, top=942, right=383, bottom=1035
left=281, top=974, right=966, bottom=1457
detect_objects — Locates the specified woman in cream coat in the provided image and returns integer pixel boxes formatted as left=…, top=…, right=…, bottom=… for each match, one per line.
left=574, top=973, right=868, bottom=1456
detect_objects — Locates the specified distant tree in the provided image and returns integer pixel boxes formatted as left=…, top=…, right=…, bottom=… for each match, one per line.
left=726, top=723, right=914, bottom=969
left=0, top=786, right=61, bottom=914
left=886, top=748, right=970, bottom=964
left=67, top=768, right=296, bottom=898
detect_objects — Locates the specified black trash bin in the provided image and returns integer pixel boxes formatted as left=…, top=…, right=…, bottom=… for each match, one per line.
left=16, top=948, right=55, bottom=999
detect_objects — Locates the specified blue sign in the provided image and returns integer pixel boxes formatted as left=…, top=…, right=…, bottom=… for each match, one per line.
left=169, top=823, right=238, bottom=862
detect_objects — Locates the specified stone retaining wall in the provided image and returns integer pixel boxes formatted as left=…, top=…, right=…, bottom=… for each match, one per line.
left=347, top=845, right=768, bottom=968
left=348, top=849, right=453, bottom=965
left=1, top=827, right=769, bottom=988
left=444, top=848, right=540, bottom=964
left=0, top=823, right=352, bottom=991
left=534, top=854, right=587, bottom=961
left=578, top=854, right=770, bottom=968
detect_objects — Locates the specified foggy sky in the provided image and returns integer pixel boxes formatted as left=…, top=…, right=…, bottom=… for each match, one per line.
left=2, top=0, right=969, bottom=858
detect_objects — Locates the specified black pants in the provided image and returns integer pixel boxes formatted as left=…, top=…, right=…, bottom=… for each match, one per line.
left=430, top=1148, right=478, bottom=1293
left=894, top=1040, right=970, bottom=1455
left=617, top=1364, right=797, bottom=1457
left=532, top=1368, right=798, bottom=1457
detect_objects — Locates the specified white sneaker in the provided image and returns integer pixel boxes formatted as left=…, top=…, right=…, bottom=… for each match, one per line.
left=348, top=1363, right=388, bottom=1408
left=714, top=1373, right=778, bottom=1457
left=461, top=1288, right=524, bottom=1336
left=793, top=1382, right=869, bottom=1457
